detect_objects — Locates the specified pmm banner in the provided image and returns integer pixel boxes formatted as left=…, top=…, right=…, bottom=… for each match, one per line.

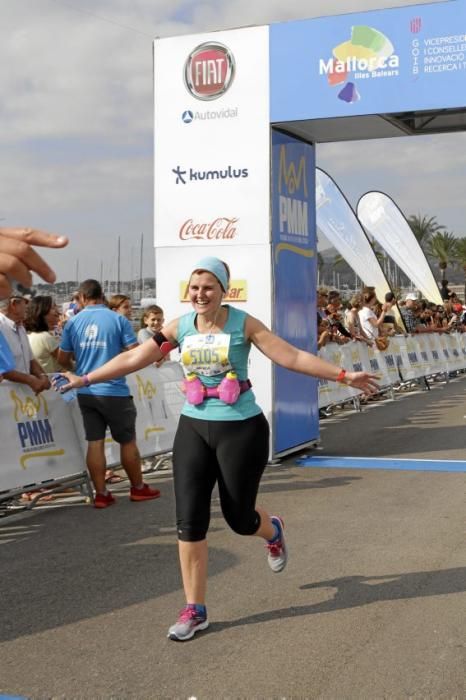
left=271, top=130, right=318, bottom=454
left=0, top=382, right=85, bottom=492
left=1, top=363, right=185, bottom=492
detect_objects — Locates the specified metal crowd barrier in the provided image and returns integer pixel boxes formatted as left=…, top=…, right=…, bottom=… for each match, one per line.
left=318, top=333, right=466, bottom=410
left=0, top=361, right=185, bottom=512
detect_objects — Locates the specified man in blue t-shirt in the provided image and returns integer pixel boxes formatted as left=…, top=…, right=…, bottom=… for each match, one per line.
left=58, top=279, right=160, bottom=509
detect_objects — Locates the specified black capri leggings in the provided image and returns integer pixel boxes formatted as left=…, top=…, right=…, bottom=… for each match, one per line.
left=172, top=412, right=270, bottom=542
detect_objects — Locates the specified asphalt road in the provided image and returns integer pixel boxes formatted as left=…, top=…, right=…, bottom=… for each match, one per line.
left=1, top=377, right=465, bottom=699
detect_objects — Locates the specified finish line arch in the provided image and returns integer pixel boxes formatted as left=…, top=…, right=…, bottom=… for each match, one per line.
left=153, top=0, right=466, bottom=457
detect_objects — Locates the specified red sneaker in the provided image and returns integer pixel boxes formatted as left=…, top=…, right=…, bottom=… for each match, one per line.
left=130, top=483, right=161, bottom=501
left=94, top=491, right=116, bottom=509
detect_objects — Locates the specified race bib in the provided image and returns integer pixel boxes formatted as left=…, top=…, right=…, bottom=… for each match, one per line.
left=181, top=333, right=232, bottom=377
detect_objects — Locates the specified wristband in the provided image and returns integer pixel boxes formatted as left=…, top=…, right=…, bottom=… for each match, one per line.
left=335, top=368, right=347, bottom=383
left=82, top=374, right=91, bottom=387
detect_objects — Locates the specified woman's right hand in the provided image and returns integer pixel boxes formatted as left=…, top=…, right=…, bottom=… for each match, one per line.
left=52, top=372, right=84, bottom=391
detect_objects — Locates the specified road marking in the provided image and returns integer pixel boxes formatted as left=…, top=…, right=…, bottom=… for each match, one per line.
left=295, top=456, right=466, bottom=472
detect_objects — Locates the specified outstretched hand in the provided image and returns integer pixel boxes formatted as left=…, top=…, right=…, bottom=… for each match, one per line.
left=0, top=227, right=68, bottom=298
left=346, top=371, right=379, bottom=395
left=51, top=372, right=83, bottom=392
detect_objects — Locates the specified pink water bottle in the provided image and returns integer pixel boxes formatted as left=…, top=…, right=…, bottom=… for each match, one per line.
left=183, top=373, right=205, bottom=405
left=217, top=371, right=241, bottom=404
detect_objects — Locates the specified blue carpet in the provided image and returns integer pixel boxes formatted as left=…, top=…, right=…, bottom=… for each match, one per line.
left=295, top=456, right=466, bottom=472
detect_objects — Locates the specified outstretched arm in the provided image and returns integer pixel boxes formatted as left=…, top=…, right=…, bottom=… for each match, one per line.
left=246, top=315, right=379, bottom=394
left=56, top=320, right=179, bottom=390
left=0, top=227, right=68, bottom=298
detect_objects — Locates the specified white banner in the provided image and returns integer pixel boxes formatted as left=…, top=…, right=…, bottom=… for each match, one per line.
left=153, top=26, right=270, bottom=249
left=357, top=192, right=443, bottom=305
left=318, top=335, right=466, bottom=407
left=315, top=168, right=392, bottom=305
left=102, top=362, right=185, bottom=467
left=0, top=362, right=185, bottom=492
left=0, top=381, right=86, bottom=492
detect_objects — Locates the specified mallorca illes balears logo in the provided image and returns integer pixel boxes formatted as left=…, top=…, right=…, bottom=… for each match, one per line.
left=320, top=25, right=400, bottom=103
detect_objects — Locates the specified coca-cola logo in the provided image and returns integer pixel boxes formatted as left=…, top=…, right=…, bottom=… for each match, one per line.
left=179, top=217, right=238, bottom=241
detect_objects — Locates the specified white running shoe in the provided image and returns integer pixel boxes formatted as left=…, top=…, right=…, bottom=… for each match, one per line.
left=265, top=516, right=288, bottom=573
left=167, top=606, right=209, bottom=641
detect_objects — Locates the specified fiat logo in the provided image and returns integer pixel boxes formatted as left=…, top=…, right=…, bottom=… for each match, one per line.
left=184, top=42, right=235, bottom=101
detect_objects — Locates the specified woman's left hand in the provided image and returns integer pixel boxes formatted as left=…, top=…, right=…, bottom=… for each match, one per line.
left=345, top=371, right=379, bottom=395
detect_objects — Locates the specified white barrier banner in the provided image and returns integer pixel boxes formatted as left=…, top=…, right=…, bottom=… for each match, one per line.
left=413, top=334, right=434, bottom=378
left=396, top=336, right=424, bottom=381
left=1, top=362, right=186, bottom=492
left=438, top=334, right=451, bottom=368
left=367, top=344, right=392, bottom=387
left=102, top=362, right=185, bottom=467
left=447, top=333, right=463, bottom=372
left=318, top=334, right=466, bottom=408
left=380, top=337, right=402, bottom=385
left=459, top=333, right=466, bottom=366
left=0, top=381, right=85, bottom=492
left=318, top=344, right=346, bottom=407
left=425, top=334, right=447, bottom=374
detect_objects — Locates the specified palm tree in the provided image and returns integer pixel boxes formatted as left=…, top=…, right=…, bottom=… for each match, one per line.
left=425, top=232, right=458, bottom=281
left=454, top=237, right=466, bottom=302
left=407, top=214, right=445, bottom=250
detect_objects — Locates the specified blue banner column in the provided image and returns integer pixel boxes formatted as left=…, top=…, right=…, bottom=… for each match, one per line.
left=271, top=129, right=319, bottom=455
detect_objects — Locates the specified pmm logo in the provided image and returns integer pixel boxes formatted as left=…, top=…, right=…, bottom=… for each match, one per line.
left=135, top=374, right=157, bottom=400
left=279, top=145, right=308, bottom=197
left=278, top=145, right=309, bottom=237
left=10, top=390, right=56, bottom=460
left=184, top=42, right=235, bottom=101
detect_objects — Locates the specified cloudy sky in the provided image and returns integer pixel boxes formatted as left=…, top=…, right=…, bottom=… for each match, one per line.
left=1, top=0, right=461, bottom=284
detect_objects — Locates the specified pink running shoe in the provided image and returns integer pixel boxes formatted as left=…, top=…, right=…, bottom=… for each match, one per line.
left=265, top=516, right=288, bottom=573
left=167, top=606, right=209, bottom=641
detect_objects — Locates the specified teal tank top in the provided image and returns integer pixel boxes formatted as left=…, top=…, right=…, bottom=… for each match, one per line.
left=177, top=305, right=262, bottom=421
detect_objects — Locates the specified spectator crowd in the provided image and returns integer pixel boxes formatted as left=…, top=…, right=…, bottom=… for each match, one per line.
left=316, top=284, right=466, bottom=350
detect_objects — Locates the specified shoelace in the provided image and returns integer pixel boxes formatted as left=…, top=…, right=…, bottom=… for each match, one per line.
left=178, top=607, right=202, bottom=623
left=265, top=540, right=283, bottom=557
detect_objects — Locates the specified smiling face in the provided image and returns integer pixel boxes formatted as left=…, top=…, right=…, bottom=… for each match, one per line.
left=145, top=311, right=164, bottom=333
left=188, top=271, right=224, bottom=317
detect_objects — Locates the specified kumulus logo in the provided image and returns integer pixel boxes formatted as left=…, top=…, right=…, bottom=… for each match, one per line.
left=172, top=165, right=248, bottom=185
left=184, top=42, right=235, bottom=101
left=320, top=25, right=400, bottom=103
